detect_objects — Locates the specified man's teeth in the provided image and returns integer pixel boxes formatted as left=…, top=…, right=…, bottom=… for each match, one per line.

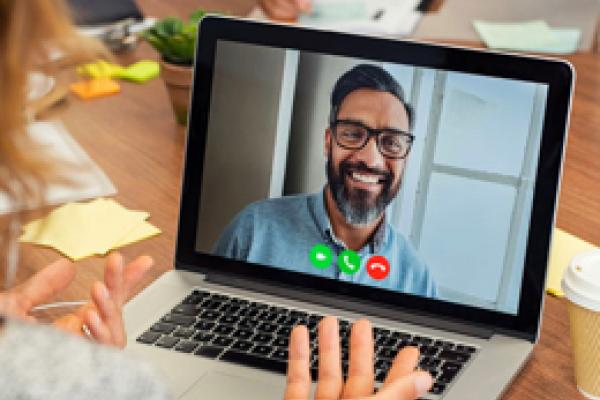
left=352, top=172, right=380, bottom=184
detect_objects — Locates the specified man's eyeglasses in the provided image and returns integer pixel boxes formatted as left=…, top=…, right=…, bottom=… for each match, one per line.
left=330, top=120, right=414, bottom=159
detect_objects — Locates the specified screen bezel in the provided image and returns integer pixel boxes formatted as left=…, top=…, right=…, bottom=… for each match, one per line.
left=175, top=16, right=573, bottom=341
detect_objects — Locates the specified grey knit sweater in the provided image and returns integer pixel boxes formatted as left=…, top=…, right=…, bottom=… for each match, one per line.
left=0, top=317, right=172, bottom=400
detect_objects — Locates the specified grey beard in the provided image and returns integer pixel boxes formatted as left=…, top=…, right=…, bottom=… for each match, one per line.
left=331, top=181, right=388, bottom=226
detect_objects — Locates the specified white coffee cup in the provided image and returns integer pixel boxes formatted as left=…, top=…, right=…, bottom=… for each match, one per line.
left=562, top=250, right=600, bottom=399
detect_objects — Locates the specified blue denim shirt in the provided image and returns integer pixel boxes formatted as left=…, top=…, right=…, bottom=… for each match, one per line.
left=213, top=190, right=437, bottom=298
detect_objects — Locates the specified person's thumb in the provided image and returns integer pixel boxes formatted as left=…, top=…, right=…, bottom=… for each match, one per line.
left=375, top=371, right=433, bottom=400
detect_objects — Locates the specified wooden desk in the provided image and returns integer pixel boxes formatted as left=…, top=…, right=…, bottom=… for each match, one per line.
left=11, top=1, right=600, bottom=399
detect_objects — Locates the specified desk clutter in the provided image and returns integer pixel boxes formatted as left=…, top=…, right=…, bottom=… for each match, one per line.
left=70, top=60, right=160, bottom=100
left=473, top=20, right=581, bottom=55
left=19, top=198, right=160, bottom=261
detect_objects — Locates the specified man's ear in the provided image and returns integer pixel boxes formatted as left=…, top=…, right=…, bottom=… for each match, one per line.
left=324, top=128, right=332, bottom=159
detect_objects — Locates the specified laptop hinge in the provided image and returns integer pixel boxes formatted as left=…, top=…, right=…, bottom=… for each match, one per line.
left=205, top=272, right=496, bottom=340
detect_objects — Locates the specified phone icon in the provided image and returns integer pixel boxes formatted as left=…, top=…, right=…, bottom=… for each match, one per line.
left=366, top=256, right=390, bottom=280
left=338, top=250, right=361, bottom=275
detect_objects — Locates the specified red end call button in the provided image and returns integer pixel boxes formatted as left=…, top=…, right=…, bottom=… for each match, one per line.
left=366, top=255, right=390, bottom=280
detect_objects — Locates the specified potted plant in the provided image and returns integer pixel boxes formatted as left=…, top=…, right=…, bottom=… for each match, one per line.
left=141, top=10, right=208, bottom=125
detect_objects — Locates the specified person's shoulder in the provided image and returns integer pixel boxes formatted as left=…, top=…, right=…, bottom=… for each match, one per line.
left=242, top=193, right=313, bottom=218
left=0, top=318, right=171, bottom=399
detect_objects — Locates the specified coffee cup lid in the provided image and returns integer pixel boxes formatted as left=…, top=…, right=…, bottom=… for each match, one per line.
left=562, top=250, right=600, bottom=311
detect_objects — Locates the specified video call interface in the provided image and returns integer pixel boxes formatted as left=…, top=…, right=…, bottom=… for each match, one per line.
left=195, top=40, right=550, bottom=316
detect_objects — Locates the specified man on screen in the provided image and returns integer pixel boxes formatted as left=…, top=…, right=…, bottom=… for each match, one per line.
left=214, top=64, right=437, bottom=298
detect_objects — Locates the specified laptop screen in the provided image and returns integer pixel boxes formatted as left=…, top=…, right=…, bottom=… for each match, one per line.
left=192, top=39, right=549, bottom=317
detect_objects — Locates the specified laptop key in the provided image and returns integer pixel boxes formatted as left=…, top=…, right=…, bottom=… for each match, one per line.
left=437, top=370, right=458, bottom=384
left=173, top=327, right=196, bottom=338
left=213, top=325, right=234, bottom=336
left=172, top=304, right=198, bottom=316
left=194, top=320, right=215, bottom=331
left=199, top=310, right=221, bottom=321
left=193, top=332, right=215, bottom=343
left=272, top=336, right=289, bottom=347
left=137, top=331, right=161, bottom=344
left=162, top=314, right=196, bottom=327
left=271, top=348, right=288, bottom=360
left=413, top=336, right=433, bottom=345
left=175, top=340, right=200, bottom=353
left=213, top=336, right=235, bottom=347
left=377, top=347, right=397, bottom=360
left=441, top=361, right=462, bottom=373
left=220, top=350, right=288, bottom=374
left=194, top=345, right=225, bottom=359
left=429, top=382, right=446, bottom=395
left=151, top=322, right=176, bottom=334
left=439, top=350, right=471, bottom=363
left=257, top=322, right=278, bottom=333
left=250, top=345, right=273, bottom=357
left=231, top=340, right=253, bottom=352
left=219, top=315, right=239, bottom=325
left=277, top=326, right=292, bottom=336
left=232, top=329, right=254, bottom=340
left=420, top=345, right=439, bottom=357
left=252, top=333, right=274, bottom=344
left=455, top=344, right=477, bottom=354
left=434, top=340, right=455, bottom=350
left=156, top=336, right=179, bottom=348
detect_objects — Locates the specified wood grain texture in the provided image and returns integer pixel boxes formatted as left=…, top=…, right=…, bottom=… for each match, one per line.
left=5, top=1, right=598, bottom=399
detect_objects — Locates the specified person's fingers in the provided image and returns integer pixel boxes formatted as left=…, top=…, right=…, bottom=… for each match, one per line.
left=375, top=370, right=433, bottom=400
left=53, top=314, right=84, bottom=336
left=383, top=346, right=420, bottom=385
left=342, top=319, right=374, bottom=398
left=284, top=325, right=311, bottom=400
left=84, top=307, right=113, bottom=345
left=122, top=255, right=154, bottom=302
left=91, top=281, right=126, bottom=347
left=103, top=252, right=125, bottom=306
left=314, top=316, right=343, bottom=400
left=13, top=258, right=75, bottom=312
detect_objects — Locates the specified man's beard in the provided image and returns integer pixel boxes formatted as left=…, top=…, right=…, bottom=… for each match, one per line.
left=326, top=153, right=400, bottom=226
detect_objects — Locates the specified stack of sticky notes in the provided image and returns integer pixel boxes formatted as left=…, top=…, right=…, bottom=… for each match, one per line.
left=19, top=198, right=161, bottom=261
left=71, top=60, right=160, bottom=100
left=546, top=228, right=597, bottom=297
left=473, top=20, right=581, bottom=54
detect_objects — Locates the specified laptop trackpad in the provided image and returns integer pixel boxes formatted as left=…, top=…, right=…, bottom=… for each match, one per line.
left=180, top=371, right=282, bottom=400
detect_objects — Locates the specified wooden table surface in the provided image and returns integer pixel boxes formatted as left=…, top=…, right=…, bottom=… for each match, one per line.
left=10, top=1, right=600, bottom=399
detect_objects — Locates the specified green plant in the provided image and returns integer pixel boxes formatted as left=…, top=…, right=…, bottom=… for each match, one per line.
left=141, top=10, right=208, bottom=65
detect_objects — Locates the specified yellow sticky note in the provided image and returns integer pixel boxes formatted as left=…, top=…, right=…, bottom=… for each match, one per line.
left=546, top=228, right=597, bottom=296
left=113, top=220, right=161, bottom=249
left=77, top=60, right=125, bottom=79
left=116, top=60, right=160, bottom=83
left=19, top=198, right=152, bottom=261
left=70, top=78, right=120, bottom=100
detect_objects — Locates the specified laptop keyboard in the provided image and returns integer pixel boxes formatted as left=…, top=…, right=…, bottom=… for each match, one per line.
left=136, top=289, right=478, bottom=397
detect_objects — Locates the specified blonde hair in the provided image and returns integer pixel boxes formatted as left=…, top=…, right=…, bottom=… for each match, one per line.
left=0, top=0, right=107, bottom=288
left=0, top=0, right=106, bottom=206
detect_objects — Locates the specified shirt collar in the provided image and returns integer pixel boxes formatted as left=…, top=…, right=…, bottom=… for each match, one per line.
left=308, top=187, right=389, bottom=253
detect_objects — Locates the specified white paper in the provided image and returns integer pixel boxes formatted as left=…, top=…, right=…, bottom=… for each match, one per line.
left=0, top=120, right=117, bottom=214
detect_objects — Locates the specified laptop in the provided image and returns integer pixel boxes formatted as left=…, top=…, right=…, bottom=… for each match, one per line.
left=124, top=16, right=573, bottom=400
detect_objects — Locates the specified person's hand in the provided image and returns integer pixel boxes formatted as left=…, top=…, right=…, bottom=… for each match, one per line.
left=0, top=252, right=153, bottom=349
left=0, top=258, right=76, bottom=322
left=286, top=316, right=433, bottom=399
left=259, top=0, right=312, bottom=21
left=54, top=252, right=154, bottom=348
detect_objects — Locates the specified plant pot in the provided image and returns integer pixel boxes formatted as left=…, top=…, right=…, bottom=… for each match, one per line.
left=160, top=60, right=193, bottom=125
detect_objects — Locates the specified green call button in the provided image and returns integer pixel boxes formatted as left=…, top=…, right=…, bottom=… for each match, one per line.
left=338, top=249, right=361, bottom=275
left=309, top=244, right=333, bottom=269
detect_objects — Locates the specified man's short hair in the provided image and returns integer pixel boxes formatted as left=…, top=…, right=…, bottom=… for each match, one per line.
left=329, top=64, right=413, bottom=129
